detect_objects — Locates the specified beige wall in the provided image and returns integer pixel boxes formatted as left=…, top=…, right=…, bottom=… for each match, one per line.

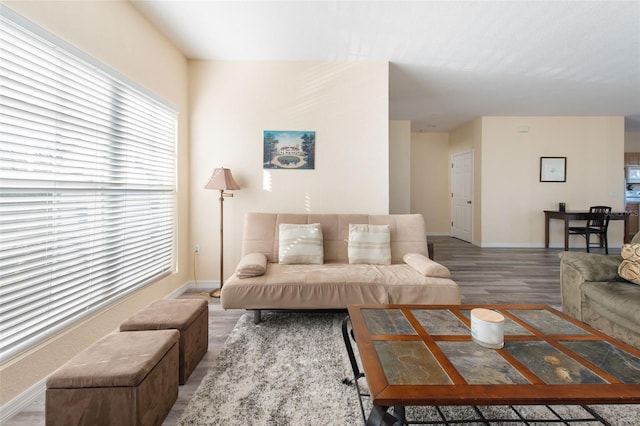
left=626, top=131, right=640, bottom=151
left=411, top=117, right=626, bottom=247
left=189, top=61, right=389, bottom=281
left=390, top=120, right=411, bottom=214
left=0, top=1, right=189, bottom=406
left=410, top=132, right=451, bottom=234
left=480, top=116, right=625, bottom=247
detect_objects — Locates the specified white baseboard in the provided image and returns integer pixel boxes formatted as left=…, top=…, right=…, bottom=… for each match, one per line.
left=0, top=279, right=220, bottom=423
left=426, top=233, right=623, bottom=250
left=0, top=377, right=47, bottom=423
left=478, top=242, right=623, bottom=249
left=187, top=280, right=218, bottom=292
left=479, top=242, right=547, bottom=248
left=164, top=280, right=220, bottom=298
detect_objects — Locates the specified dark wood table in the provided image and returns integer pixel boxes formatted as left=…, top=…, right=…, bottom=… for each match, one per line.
left=343, top=304, right=640, bottom=426
left=544, top=210, right=630, bottom=250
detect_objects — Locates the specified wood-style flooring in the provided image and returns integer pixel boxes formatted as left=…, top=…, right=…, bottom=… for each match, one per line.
left=431, top=236, right=564, bottom=308
left=4, top=236, right=574, bottom=425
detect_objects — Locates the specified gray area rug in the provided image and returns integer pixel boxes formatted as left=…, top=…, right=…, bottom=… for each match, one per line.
left=179, top=312, right=640, bottom=425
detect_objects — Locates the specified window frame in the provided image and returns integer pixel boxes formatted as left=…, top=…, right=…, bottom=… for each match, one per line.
left=0, top=5, right=179, bottom=363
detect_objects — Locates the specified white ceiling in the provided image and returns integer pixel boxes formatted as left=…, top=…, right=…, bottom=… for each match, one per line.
left=131, top=0, right=640, bottom=132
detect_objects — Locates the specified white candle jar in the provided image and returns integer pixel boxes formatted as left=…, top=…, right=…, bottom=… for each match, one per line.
left=470, top=308, right=505, bottom=349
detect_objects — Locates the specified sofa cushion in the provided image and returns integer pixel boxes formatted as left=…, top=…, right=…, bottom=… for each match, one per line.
left=220, top=263, right=460, bottom=309
left=278, top=223, right=324, bottom=264
left=235, top=253, right=268, bottom=278
left=403, top=253, right=450, bottom=277
left=348, top=224, right=391, bottom=264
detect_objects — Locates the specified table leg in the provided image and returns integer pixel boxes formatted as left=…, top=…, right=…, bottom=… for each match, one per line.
left=564, top=216, right=569, bottom=251
left=341, top=316, right=361, bottom=380
left=366, top=406, right=405, bottom=426
left=545, top=213, right=550, bottom=248
left=624, top=215, right=630, bottom=243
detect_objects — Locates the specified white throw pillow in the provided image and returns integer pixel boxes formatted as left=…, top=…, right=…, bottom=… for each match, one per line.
left=278, top=223, right=324, bottom=264
left=348, top=224, right=391, bottom=265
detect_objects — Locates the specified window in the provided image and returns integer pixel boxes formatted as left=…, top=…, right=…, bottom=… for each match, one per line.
left=0, top=7, right=177, bottom=362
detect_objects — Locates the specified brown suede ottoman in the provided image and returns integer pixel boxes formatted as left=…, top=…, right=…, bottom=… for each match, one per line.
left=46, top=329, right=179, bottom=426
left=120, top=299, right=208, bottom=384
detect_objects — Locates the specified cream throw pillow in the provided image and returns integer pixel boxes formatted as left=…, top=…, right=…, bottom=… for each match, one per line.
left=348, top=224, right=391, bottom=265
left=278, top=223, right=324, bottom=264
left=618, top=243, right=640, bottom=285
left=235, top=253, right=267, bottom=278
left=403, top=253, right=451, bottom=278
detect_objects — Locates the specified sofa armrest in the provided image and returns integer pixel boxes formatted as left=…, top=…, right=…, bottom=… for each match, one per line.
left=558, top=252, right=621, bottom=282
left=558, top=251, right=622, bottom=321
left=234, top=253, right=267, bottom=278
left=403, top=253, right=450, bottom=278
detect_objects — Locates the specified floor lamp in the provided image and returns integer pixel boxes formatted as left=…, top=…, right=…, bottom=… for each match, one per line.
left=204, top=167, right=240, bottom=298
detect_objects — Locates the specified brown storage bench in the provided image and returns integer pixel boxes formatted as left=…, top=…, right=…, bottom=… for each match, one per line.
left=46, top=329, right=179, bottom=426
left=120, top=298, right=208, bottom=384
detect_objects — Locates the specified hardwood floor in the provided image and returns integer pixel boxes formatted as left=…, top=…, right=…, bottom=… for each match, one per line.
left=430, top=236, right=565, bottom=309
left=4, top=236, right=570, bottom=425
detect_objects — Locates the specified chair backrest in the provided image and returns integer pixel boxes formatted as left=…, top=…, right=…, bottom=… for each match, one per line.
left=588, top=205, right=612, bottom=230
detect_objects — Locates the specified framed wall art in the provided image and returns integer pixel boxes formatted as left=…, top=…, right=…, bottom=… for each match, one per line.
left=263, top=130, right=315, bottom=170
left=540, top=157, right=566, bottom=182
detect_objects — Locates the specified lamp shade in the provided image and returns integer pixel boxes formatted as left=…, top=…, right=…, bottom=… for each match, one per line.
left=204, top=167, right=240, bottom=191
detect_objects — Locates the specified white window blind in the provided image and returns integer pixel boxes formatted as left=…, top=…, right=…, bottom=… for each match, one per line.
left=0, top=7, right=177, bottom=363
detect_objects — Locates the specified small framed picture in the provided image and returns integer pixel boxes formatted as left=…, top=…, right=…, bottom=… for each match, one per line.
left=540, top=157, right=566, bottom=182
left=263, top=130, right=315, bottom=169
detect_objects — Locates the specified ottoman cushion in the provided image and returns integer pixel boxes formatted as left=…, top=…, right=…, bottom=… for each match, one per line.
left=120, top=299, right=207, bottom=330
left=47, top=330, right=178, bottom=389
left=46, top=330, right=179, bottom=426
left=120, top=298, right=208, bottom=384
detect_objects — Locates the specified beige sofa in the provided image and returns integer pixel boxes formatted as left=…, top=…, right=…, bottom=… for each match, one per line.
left=220, top=213, right=460, bottom=322
left=559, top=235, right=640, bottom=350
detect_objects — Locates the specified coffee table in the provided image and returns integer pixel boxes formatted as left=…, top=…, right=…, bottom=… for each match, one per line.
left=342, top=304, right=640, bottom=426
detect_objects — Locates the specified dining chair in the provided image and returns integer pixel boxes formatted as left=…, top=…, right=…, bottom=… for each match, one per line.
left=568, top=206, right=612, bottom=254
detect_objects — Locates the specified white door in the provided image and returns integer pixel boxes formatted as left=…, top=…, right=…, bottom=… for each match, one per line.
left=451, top=151, right=473, bottom=242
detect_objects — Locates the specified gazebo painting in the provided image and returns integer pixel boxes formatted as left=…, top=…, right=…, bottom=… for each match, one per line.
left=263, top=130, right=315, bottom=169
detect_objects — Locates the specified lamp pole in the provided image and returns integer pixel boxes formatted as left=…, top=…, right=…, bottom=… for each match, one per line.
left=211, top=189, right=230, bottom=298
left=204, top=167, right=240, bottom=298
